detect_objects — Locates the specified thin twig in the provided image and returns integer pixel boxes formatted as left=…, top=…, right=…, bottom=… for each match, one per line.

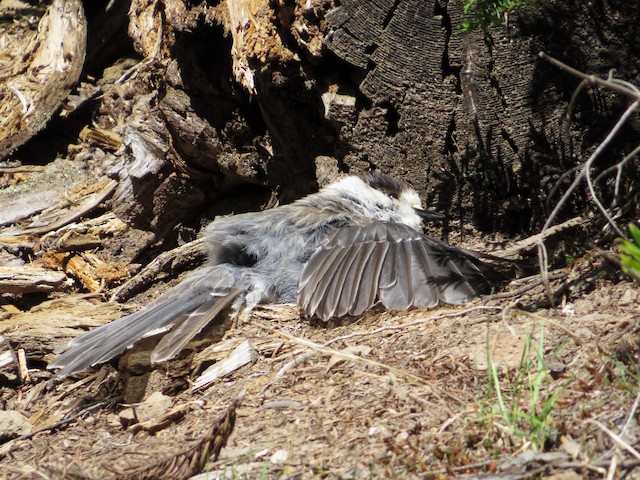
left=540, top=53, right=640, bottom=101
left=537, top=53, right=640, bottom=301
left=539, top=98, right=638, bottom=245
left=583, top=101, right=639, bottom=238
left=490, top=271, right=566, bottom=299
left=598, top=391, right=640, bottom=466
left=587, top=419, right=640, bottom=461
left=593, top=144, right=640, bottom=203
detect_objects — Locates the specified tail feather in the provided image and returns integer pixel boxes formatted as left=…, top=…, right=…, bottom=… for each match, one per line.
left=49, top=267, right=240, bottom=377
left=151, top=288, right=242, bottom=363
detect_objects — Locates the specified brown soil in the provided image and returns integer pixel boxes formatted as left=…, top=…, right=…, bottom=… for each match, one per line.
left=2, top=262, right=639, bottom=479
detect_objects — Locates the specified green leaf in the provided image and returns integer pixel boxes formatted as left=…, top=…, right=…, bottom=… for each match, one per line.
left=630, top=223, right=640, bottom=246
left=618, top=240, right=640, bottom=259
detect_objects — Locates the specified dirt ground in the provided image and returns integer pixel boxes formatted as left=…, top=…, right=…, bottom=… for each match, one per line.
left=1, top=259, right=640, bottom=480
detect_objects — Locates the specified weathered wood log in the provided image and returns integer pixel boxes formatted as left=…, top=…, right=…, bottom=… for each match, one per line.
left=113, top=0, right=640, bottom=237
left=2, top=177, right=117, bottom=235
left=0, top=0, right=87, bottom=159
left=0, top=296, right=124, bottom=360
left=0, top=266, right=70, bottom=294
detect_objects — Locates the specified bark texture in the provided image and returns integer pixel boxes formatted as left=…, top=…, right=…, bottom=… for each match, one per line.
left=325, top=0, right=640, bottom=233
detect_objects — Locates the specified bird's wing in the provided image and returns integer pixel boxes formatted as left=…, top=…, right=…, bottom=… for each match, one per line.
left=298, top=222, right=493, bottom=321
left=49, top=266, right=241, bottom=377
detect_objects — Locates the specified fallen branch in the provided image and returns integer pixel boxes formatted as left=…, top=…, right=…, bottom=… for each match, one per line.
left=110, top=238, right=205, bottom=302
left=0, top=266, right=71, bottom=294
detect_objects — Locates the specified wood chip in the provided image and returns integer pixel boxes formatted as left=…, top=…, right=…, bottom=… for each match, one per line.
left=193, top=340, right=258, bottom=390
left=16, top=348, right=29, bottom=383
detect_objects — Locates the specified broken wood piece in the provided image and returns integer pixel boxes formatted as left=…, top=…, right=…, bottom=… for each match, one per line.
left=0, top=295, right=123, bottom=362
left=41, top=233, right=102, bottom=253
left=498, top=216, right=590, bottom=260
left=0, top=190, right=59, bottom=227
left=120, top=391, right=174, bottom=430
left=4, top=177, right=118, bottom=236
left=0, top=304, right=21, bottom=314
left=79, top=125, right=123, bottom=151
left=17, top=348, right=29, bottom=383
left=193, top=340, right=258, bottom=390
left=128, top=402, right=191, bottom=435
left=64, top=254, right=102, bottom=293
left=111, top=237, right=206, bottom=302
left=0, top=166, right=46, bottom=174
left=43, top=251, right=127, bottom=293
left=0, top=235, right=37, bottom=252
left=0, top=266, right=70, bottom=294
left=38, top=211, right=128, bottom=252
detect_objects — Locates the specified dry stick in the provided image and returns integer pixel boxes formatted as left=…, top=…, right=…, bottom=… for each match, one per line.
left=593, top=144, right=640, bottom=204
left=490, top=271, right=566, bottom=300
left=587, top=419, right=640, bottom=462
left=607, top=393, right=640, bottom=480
left=540, top=53, right=640, bottom=101
left=539, top=99, right=638, bottom=243
left=537, top=53, right=640, bottom=301
left=597, top=392, right=640, bottom=467
left=583, top=102, right=638, bottom=238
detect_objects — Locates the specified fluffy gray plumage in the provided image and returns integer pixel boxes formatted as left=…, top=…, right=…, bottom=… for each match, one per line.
left=49, top=172, right=495, bottom=376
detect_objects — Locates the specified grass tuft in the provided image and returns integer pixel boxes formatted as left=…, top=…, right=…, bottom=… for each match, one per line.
left=458, top=0, right=533, bottom=31
left=474, top=328, right=564, bottom=452
left=616, top=223, right=640, bottom=283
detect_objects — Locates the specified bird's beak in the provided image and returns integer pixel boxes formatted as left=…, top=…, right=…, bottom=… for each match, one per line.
left=415, top=208, right=445, bottom=222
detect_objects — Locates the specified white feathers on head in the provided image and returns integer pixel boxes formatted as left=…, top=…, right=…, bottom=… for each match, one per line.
left=322, top=175, right=424, bottom=231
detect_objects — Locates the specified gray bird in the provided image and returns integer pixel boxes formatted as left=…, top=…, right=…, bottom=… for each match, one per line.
left=49, top=172, right=496, bottom=376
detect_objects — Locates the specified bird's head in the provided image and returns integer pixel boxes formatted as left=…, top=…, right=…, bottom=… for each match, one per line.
left=321, top=172, right=444, bottom=231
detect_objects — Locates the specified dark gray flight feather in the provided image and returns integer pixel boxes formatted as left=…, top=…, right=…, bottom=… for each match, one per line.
left=298, top=222, right=492, bottom=320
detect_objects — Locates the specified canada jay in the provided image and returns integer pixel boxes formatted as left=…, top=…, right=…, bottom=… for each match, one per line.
left=49, top=172, right=496, bottom=376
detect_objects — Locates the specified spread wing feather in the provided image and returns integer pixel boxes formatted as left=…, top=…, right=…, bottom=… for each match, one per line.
left=298, top=222, right=492, bottom=321
left=49, top=267, right=240, bottom=377
left=350, top=241, right=386, bottom=316
left=301, top=247, right=345, bottom=317
left=407, top=241, right=439, bottom=308
left=321, top=243, right=362, bottom=319
left=337, top=242, right=375, bottom=317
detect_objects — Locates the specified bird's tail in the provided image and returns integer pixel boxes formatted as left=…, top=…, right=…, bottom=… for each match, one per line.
left=48, top=267, right=242, bottom=377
